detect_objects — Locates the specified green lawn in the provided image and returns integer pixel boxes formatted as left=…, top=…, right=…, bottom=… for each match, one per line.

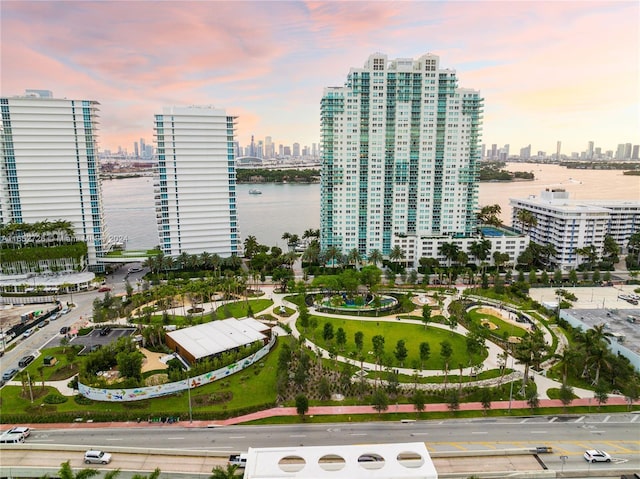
left=467, top=308, right=529, bottom=338
left=301, top=316, right=486, bottom=370
left=22, top=346, right=83, bottom=381
left=215, top=299, right=273, bottom=319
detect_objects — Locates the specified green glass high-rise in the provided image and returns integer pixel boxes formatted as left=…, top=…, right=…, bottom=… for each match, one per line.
left=320, top=53, right=483, bottom=261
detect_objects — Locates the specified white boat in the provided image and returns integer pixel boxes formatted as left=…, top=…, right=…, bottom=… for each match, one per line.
left=249, top=189, right=262, bottom=195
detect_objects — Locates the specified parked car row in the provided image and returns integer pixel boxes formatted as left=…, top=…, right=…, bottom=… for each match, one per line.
left=618, top=294, right=639, bottom=305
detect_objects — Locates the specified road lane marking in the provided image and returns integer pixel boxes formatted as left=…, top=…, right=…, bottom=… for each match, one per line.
left=229, top=436, right=246, bottom=439
left=290, top=434, right=306, bottom=438
left=471, top=432, right=488, bottom=434
left=106, top=438, right=123, bottom=441
left=549, top=417, right=557, bottom=423
left=603, top=415, right=611, bottom=422
left=631, top=415, right=639, bottom=423
left=166, top=437, right=185, bottom=440
left=575, top=416, right=585, bottom=423
left=350, top=433, right=367, bottom=436
left=410, top=433, right=429, bottom=436
left=529, top=431, right=547, bottom=434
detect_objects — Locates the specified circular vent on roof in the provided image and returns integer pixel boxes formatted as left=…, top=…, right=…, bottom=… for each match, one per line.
left=397, top=450, right=425, bottom=468
left=357, top=453, right=385, bottom=470
left=318, top=454, right=346, bottom=471
left=278, top=455, right=306, bottom=473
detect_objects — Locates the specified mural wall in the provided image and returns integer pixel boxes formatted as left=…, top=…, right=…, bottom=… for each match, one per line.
left=78, top=335, right=276, bottom=402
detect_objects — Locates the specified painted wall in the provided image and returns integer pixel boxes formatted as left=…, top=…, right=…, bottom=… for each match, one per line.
left=78, top=335, right=276, bottom=402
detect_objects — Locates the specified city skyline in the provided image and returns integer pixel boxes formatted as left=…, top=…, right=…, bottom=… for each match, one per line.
left=2, top=1, right=638, bottom=154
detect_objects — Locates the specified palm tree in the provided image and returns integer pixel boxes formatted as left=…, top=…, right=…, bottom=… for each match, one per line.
left=210, top=464, right=239, bottom=479
left=477, top=204, right=503, bottom=227
left=56, top=460, right=119, bottom=479
left=515, top=209, right=538, bottom=235
left=368, top=249, right=383, bottom=267
left=438, top=242, right=460, bottom=267
left=323, top=245, right=341, bottom=268
left=389, top=245, right=406, bottom=269
left=243, top=235, right=260, bottom=259
left=302, top=243, right=320, bottom=265
left=177, top=252, right=191, bottom=271
left=347, top=248, right=362, bottom=269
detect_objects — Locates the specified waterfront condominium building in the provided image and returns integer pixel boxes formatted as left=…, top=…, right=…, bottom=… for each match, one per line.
left=510, top=189, right=640, bottom=269
left=153, top=106, right=239, bottom=257
left=0, top=90, right=110, bottom=271
left=320, top=53, right=483, bottom=263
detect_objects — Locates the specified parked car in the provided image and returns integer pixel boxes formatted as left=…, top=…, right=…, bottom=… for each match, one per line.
left=37, top=320, right=49, bottom=329
left=49, top=313, right=59, bottom=321
left=2, top=368, right=19, bottom=381
left=84, top=450, right=112, bottom=464
left=584, top=450, right=611, bottom=463
left=61, top=308, right=70, bottom=315
left=7, top=426, right=30, bottom=439
left=99, top=326, right=112, bottom=336
left=22, top=328, right=33, bottom=338
left=18, top=355, right=35, bottom=368
left=128, top=266, right=142, bottom=273
left=60, top=326, right=70, bottom=335
left=98, top=286, right=111, bottom=292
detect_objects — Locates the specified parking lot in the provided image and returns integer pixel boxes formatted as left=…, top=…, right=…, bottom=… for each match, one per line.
left=71, top=327, right=136, bottom=354
left=528, top=284, right=640, bottom=310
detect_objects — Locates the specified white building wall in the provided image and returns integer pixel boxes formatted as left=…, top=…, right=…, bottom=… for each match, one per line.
left=0, top=93, right=110, bottom=270
left=154, top=106, right=239, bottom=257
left=510, top=189, right=639, bottom=269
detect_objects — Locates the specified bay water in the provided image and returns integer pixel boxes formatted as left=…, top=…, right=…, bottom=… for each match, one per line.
left=101, top=163, right=639, bottom=251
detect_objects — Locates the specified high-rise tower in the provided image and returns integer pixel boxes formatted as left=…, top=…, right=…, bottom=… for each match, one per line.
left=153, top=105, right=239, bottom=257
left=320, top=53, right=483, bottom=257
left=0, top=90, right=110, bottom=271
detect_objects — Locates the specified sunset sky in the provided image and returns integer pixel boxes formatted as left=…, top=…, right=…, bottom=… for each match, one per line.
left=2, top=1, right=638, bottom=155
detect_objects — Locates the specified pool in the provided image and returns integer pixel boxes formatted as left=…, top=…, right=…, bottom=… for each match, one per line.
left=481, top=226, right=520, bottom=237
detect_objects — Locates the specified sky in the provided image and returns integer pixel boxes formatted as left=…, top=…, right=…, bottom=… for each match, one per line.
left=2, top=1, right=639, bottom=155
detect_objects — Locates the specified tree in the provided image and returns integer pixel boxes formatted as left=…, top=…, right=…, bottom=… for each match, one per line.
left=421, top=304, right=432, bottom=329
left=440, top=340, right=453, bottom=388
left=447, top=389, right=460, bottom=411
left=210, top=464, right=239, bottom=479
left=389, top=245, right=406, bottom=269
left=559, top=383, right=574, bottom=411
left=322, top=322, right=334, bottom=342
left=412, top=389, right=426, bottom=415
left=295, top=394, right=309, bottom=418
left=477, top=204, right=503, bottom=226
left=323, top=245, right=342, bottom=268
left=526, top=389, right=540, bottom=410
left=419, top=342, right=431, bottom=370
left=132, top=469, right=161, bottom=479
left=368, top=249, right=383, bottom=267
left=394, top=340, right=408, bottom=367
left=594, top=382, right=609, bottom=408
left=56, top=460, right=103, bottom=479
left=354, top=331, right=364, bottom=353
left=347, top=248, right=362, bottom=269
left=515, top=209, right=538, bottom=235
left=371, top=388, right=389, bottom=414
left=439, top=242, right=460, bottom=267
left=336, top=327, right=347, bottom=351
left=480, top=388, right=492, bottom=415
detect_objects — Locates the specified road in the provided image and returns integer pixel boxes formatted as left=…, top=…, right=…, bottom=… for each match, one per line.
left=7, top=413, right=638, bottom=476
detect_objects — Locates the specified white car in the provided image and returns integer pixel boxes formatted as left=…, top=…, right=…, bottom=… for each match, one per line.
left=583, top=449, right=611, bottom=463
left=7, top=426, right=30, bottom=439
left=84, top=450, right=112, bottom=464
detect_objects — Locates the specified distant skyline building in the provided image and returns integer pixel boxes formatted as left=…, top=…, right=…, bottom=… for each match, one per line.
left=153, top=105, right=239, bottom=257
left=320, top=53, right=483, bottom=258
left=0, top=89, right=111, bottom=270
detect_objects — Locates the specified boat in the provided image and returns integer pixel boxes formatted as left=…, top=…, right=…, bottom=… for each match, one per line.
left=248, top=189, right=262, bottom=195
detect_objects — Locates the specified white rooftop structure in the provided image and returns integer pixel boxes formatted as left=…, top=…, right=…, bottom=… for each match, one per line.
left=243, top=442, right=437, bottom=479
left=166, top=318, right=267, bottom=361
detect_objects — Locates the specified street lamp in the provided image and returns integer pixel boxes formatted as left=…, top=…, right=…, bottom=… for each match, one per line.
left=187, top=376, right=193, bottom=423
left=508, top=346, right=515, bottom=413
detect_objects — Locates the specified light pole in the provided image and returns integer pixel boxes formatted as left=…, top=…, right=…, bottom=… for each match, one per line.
left=187, top=377, right=193, bottom=423
left=508, top=347, right=515, bottom=413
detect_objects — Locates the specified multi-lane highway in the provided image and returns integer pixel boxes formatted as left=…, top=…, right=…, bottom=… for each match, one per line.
left=1, top=413, right=637, bottom=477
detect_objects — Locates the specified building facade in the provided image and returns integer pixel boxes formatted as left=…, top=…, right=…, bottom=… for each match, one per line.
left=0, top=90, right=110, bottom=271
left=320, top=53, right=483, bottom=260
left=510, top=189, right=640, bottom=269
left=153, top=106, right=239, bottom=257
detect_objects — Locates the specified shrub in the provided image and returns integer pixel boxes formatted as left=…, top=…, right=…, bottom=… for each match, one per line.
left=43, top=393, right=68, bottom=404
